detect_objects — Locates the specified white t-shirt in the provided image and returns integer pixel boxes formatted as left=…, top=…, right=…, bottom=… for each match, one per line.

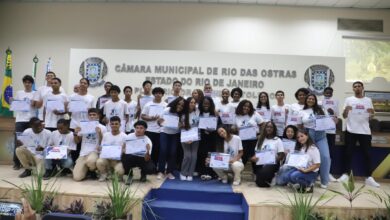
left=300, top=144, right=321, bottom=172
left=33, top=85, right=65, bottom=120
left=139, top=95, right=154, bottom=111
left=287, top=103, right=304, bottom=126
left=229, top=101, right=240, bottom=111
left=257, top=137, right=284, bottom=154
left=224, top=135, right=243, bottom=160
left=125, top=133, right=153, bottom=153
left=235, top=112, right=264, bottom=133
left=103, top=99, right=128, bottom=132
left=216, top=102, right=236, bottom=125
left=188, top=110, right=200, bottom=127
left=79, top=123, right=107, bottom=157
left=344, top=96, right=373, bottom=135
left=22, top=128, right=52, bottom=158
left=69, top=93, right=95, bottom=129
left=142, top=101, right=167, bottom=133
left=14, top=90, right=36, bottom=122
left=101, top=132, right=127, bottom=146
left=300, top=108, right=317, bottom=129
left=50, top=130, right=77, bottom=151
left=271, top=104, right=289, bottom=137
left=43, top=92, right=69, bottom=128
left=256, top=106, right=271, bottom=122
left=125, top=100, right=138, bottom=132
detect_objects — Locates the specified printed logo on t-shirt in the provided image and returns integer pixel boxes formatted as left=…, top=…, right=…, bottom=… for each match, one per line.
left=355, top=104, right=365, bottom=110
left=325, top=100, right=334, bottom=105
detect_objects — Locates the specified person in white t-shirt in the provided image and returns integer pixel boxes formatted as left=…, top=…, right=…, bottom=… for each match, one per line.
left=73, top=108, right=106, bottom=181
left=43, top=119, right=75, bottom=180
left=96, top=116, right=126, bottom=182
left=287, top=88, right=309, bottom=126
left=271, top=90, right=290, bottom=137
left=11, top=75, right=36, bottom=170
left=123, top=86, right=138, bottom=134
left=251, top=121, right=285, bottom=187
left=136, top=80, right=153, bottom=118
left=203, top=83, right=220, bottom=104
left=210, top=127, right=244, bottom=186
left=102, top=85, right=128, bottom=132
left=166, top=80, right=182, bottom=104
left=256, top=91, right=271, bottom=123
left=230, top=87, right=243, bottom=110
left=15, top=117, right=51, bottom=178
left=338, top=81, right=380, bottom=187
left=216, top=88, right=236, bottom=126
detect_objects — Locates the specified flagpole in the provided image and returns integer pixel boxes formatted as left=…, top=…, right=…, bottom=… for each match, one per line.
left=32, top=55, right=38, bottom=91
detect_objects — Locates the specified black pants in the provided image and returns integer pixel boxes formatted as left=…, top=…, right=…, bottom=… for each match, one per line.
left=145, top=131, right=160, bottom=168
left=242, top=140, right=257, bottom=174
left=14, top=122, right=30, bottom=166
left=197, top=130, right=217, bottom=177
left=69, top=128, right=81, bottom=163
left=344, top=131, right=372, bottom=176
left=326, top=133, right=336, bottom=173
left=255, top=164, right=280, bottom=187
left=121, top=154, right=155, bottom=176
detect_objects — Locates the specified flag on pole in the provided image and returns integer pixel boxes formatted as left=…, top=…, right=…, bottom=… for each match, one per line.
left=32, top=55, right=38, bottom=91
left=0, top=48, right=13, bottom=117
left=45, top=57, right=53, bottom=86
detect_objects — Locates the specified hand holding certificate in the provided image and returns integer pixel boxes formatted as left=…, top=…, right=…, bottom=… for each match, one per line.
left=180, top=127, right=199, bottom=142
left=286, top=153, right=309, bottom=168
left=10, top=100, right=30, bottom=112
left=255, top=150, right=276, bottom=165
left=163, top=114, right=180, bottom=129
left=69, top=100, right=88, bottom=113
left=46, top=100, right=65, bottom=112
left=100, top=145, right=122, bottom=160
left=198, top=116, right=217, bottom=130
left=239, top=126, right=257, bottom=140
left=287, top=114, right=302, bottom=125
left=209, top=153, right=230, bottom=170
left=45, top=146, right=68, bottom=159
left=125, top=138, right=147, bottom=156
left=79, top=121, right=99, bottom=134
left=315, top=115, right=336, bottom=131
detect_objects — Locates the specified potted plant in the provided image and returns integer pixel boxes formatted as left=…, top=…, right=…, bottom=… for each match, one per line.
left=64, top=199, right=85, bottom=215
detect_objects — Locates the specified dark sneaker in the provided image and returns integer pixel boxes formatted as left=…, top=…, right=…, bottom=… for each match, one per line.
left=87, top=171, right=97, bottom=180
left=13, top=164, right=21, bottom=170
left=19, top=169, right=32, bottom=178
left=43, top=170, right=53, bottom=180
left=140, top=174, right=147, bottom=183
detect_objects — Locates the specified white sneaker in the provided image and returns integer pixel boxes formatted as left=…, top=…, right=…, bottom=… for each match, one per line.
left=221, top=175, right=228, bottom=184
left=320, top=184, right=328, bottom=189
left=180, top=174, right=186, bottom=181
left=98, top=173, right=107, bottom=182
left=157, top=172, right=164, bottom=180
left=233, top=180, right=240, bottom=186
left=329, top=174, right=337, bottom=182
left=201, top=175, right=212, bottom=181
left=365, top=177, right=380, bottom=188
left=167, top=173, right=175, bottom=180
left=270, top=177, right=276, bottom=186
left=187, top=176, right=193, bottom=181
left=337, top=174, right=349, bottom=182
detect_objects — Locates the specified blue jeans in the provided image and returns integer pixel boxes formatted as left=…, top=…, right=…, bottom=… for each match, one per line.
left=308, top=128, right=330, bottom=185
left=277, top=167, right=317, bottom=187
left=44, top=158, right=73, bottom=170
left=158, top=132, right=179, bottom=174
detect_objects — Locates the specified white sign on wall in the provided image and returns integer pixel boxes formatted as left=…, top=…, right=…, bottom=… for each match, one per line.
left=69, top=49, right=345, bottom=105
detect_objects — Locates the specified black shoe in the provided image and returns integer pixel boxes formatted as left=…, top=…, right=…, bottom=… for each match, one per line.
left=13, top=164, right=21, bottom=170
left=125, top=174, right=133, bottom=185
left=43, top=170, right=53, bottom=180
left=140, top=174, right=147, bottom=183
left=87, top=171, right=97, bottom=180
left=19, top=169, right=31, bottom=178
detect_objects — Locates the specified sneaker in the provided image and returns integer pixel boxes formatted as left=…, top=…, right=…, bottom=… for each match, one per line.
left=140, top=174, right=147, bottom=183
left=13, top=164, right=21, bottom=170
left=167, top=173, right=175, bottom=180
left=365, top=177, right=380, bottom=188
left=187, top=176, right=193, bottom=181
left=98, top=173, right=107, bottom=182
left=180, top=174, right=187, bottom=181
left=292, top=183, right=301, bottom=190
left=18, top=169, right=31, bottom=178
left=201, top=175, right=212, bottom=181
left=193, top=172, right=199, bottom=177
left=305, top=185, right=314, bottom=193
left=329, top=174, right=337, bottom=182
left=270, top=177, right=276, bottom=186
left=320, top=184, right=328, bottom=189
left=221, top=175, right=228, bottom=184
left=125, top=175, right=133, bottom=185
left=337, top=174, right=349, bottom=182
left=43, top=170, right=53, bottom=180
left=87, top=171, right=98, bottom=180
left=157, top=172, right=164, bottom=180
left=233, top=180, right=240, bottom=186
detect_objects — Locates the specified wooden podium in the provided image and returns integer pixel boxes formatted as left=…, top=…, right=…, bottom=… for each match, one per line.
left=0, top=116, right=15, bottom=165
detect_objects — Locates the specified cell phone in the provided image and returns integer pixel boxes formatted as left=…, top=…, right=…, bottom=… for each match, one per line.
left=0, top=201, right=23, bottom=219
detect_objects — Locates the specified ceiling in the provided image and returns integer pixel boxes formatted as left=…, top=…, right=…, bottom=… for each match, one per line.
left=4, top=0, right=390, bottom=8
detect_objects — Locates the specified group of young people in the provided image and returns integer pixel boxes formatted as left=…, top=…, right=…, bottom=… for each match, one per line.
left=10, top=71, right=381, bottom=190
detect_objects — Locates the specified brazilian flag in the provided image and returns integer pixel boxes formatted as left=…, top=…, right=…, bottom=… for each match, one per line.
left=0, top=48, right=13, bottom=117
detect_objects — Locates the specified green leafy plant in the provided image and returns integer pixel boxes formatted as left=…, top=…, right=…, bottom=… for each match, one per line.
left=65, top=199, right=85, bottom=214
left=368, top=189, right=390, bottom=219
left=93, top=200, right=112, bottom=220
left=42, top=196, right=61, bottom=214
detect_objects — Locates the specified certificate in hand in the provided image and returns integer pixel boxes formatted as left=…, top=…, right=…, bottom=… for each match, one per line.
left=220, top=112, right=236, bottom=125
left=180, top=127, right=199, bottom=142
left=69, top=100, right=88, bottom=113
left=286, top=114, right=302, bottom=125
left=125, top=138, right=147, bottom=156
left=239, top=126, right=257, bottom=140
left=315, top=115, right=335, bottom=131
left=45, top=146, right=68, bottom=160
left=256, top=109, right=271, bottom=121
left=149, top=105, right=164, bottom=117
left=286, top=153, right=309, bottom=168
left=79, top=120, right=99, bottom=134
left=282, top=139, right=296, bottom=153
left=140, top=96, right=154, bottom=108
left=46, top=100, right=65, bottom=112
left=255, top=150, right=276, bottom=165
left=100, top=145, right=122, bottom=160
left=198, top=116, right=217, bottom=130
left=209, top=152, right=230, bottom=170
left=10, top=100, right=30, bottom=112
left=163, top=114, right=179, bottom=129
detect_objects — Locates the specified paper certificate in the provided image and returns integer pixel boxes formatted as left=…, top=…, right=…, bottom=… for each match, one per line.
left=45, top=146, right=68, bottom=160
left=46, top=100, right=65, bottom=112
left=315, top=115, right=336, bottom=131
left=125, top=138, right=147, bottom=156
left=79, top=120, right=99, bottom=134
left=10, top=100, right=30, bottom=112
left=209, top=153, right=230, bottom=170
left=282, top=139, right=296, bottom=153
left=256, top=109, right=271, bottom=122
left=163, top=114, right=180, bottom=129
left=255, top=150, right=276, bottom=165
left=272, top=111, right=285, bottom=124
left=198, top=116, right=217, bottom=130
left=180, top=127, right=199, bottom=142
left=220, top=112, right=236, bottom=125
left=140, top=96, right=154, bottom=108
left=239, top=126, right=257, bottom=140
left=68, top=100, right=88, bottom=113
left=99, top=97, right=111, bottom=109
left=286, top=153, right=309, bottom=168
left=286, top=114, right=302, bottom=125
left=149, top=105, right=164, bottom=117
left=100, top=145, right=122, bottom=160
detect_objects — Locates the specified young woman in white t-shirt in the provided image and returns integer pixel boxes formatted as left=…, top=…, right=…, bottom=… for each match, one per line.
left=256, top=92, right=271, bottom=123
left=251, top=121, right=285, bottom=187
left=230, top=87, right=243, bottom=110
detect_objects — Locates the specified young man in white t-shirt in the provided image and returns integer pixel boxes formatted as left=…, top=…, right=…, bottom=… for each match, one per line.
left=338, top=81, right=380, bottom=187
left=102, top=85, right=128, bottom=132
left=271, top=90, right=289, bottom=137
left=136, top=80, right=153, bottom=118
left=73, top=108, right=106, bottom=181
left=15, top=117, right=51, bottom=178
left=166, top=80, right=182, bottom=104
left=121, top=120, right=155, bottom=185
left=123, top=86, right=138, bottom=134
left=11, top=75, right=36, bottom=170
left=96, top=116, right=126, bottom=181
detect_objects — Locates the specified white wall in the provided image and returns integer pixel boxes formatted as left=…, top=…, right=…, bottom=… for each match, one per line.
left=0, top=2, right=389, bottom=96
